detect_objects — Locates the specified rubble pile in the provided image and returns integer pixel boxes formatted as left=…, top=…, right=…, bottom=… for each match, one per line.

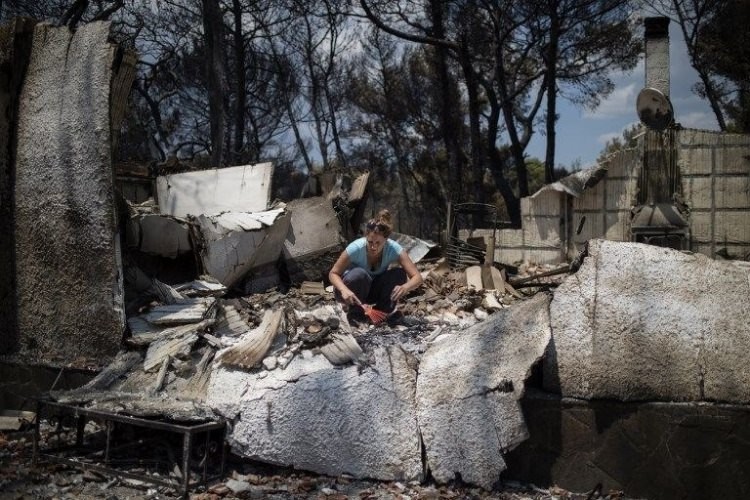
left=39, top=250, right=561, bottom=489
left=50, top=254, right=545, bottom=409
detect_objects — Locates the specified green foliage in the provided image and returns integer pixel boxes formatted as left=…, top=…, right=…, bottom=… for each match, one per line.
left=525, top=157, right=546, bottom=194
left=597, top=123, right=643, bottom=162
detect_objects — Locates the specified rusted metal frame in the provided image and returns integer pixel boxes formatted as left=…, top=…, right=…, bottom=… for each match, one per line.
left=39, top=401, right=224, bottom=433
left=31, top=400, right=226, bottom=499
left=447, top=203, right=498, bottom=270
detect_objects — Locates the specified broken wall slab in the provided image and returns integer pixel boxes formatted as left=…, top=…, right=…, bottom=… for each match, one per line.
left=206, top=346, right=423, bottom=482
left=416, top=293, right=552, bottom=489
left=156, top=162, right=273, bottom=218
left=546, top=239, right=750, bottom=403
left=13, top=21, right=128, bottom=365
left=283, top=197, right=345, bottom=282
left=192, top=208, right=291, bottom=288
left=126, top=213, right=192, bottom=258
left=391, top=232, right=436, bottom=265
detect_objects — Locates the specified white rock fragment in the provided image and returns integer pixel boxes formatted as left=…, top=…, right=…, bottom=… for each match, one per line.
left=262, top=356, right=278, bottom=370
left=473, top=308, right=489, bottom=321
left=226, top=478, right=251, bottom=493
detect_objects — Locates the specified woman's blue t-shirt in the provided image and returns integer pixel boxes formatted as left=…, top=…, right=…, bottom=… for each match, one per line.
left=345, top=237, right=403, bottom=276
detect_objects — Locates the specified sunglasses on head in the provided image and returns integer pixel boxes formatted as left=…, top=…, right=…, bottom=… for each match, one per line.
left=366, top=221, right=388, bottom=233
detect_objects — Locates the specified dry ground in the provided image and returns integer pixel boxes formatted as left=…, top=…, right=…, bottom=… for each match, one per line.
left=0, top=423, right=625, bottom=500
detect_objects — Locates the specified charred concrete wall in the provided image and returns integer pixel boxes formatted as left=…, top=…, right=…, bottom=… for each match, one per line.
left=492, top=188, right=567, bottom=265
left=505, top=394, right=750, bottom=500
left=8, top=21, right=130, bottom=366
left=0, top=18, right=36, bottom=354
left=569, top=148, right=641, bottom=254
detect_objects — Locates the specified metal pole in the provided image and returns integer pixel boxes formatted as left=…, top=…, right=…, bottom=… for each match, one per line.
left=182, top=432, right=193, bottom=499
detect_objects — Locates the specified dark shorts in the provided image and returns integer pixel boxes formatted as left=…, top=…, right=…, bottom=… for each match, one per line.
left=335, top=267, right=407, bottom=313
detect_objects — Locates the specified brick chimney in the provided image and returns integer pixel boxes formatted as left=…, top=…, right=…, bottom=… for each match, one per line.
left=630, top=16, right=689, bottom=251
left=644, top=17, right=670, bottom=96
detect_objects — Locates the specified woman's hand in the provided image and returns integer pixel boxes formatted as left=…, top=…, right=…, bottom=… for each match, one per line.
left=390, top=284, right=408, bottom=302
left=341, top=288, right=361, bottom=306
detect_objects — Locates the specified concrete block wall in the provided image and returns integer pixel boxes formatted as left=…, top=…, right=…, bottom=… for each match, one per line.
left=520, top=189, right=565, bottom=264
left=11, top=22, right=127, bottom=366
left=492, top=128, right=750, bottom=267
left=492, top=148, right=641, bottom=267
left=678, top=129, right=750, bottom=259
left=486, top=189, right=566, bottom=266
left=571, top=148, right=641, bottom=257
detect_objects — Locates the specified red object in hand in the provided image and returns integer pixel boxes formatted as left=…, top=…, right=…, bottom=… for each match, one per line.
left=362, top=304, right=388, bottom=324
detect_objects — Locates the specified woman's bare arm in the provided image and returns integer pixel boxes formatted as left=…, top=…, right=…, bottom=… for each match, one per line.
left=390, top=250, right=423, bottom=302
left=328, top=251, right=360, bottom=305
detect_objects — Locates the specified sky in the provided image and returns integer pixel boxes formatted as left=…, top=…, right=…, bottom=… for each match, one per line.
left=527, top=21, right=721, bottom=170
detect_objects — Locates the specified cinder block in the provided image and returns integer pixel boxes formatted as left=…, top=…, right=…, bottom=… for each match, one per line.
left=605, top=149, right=642, bottom=179
left=715, top=177, right=750, bottom=209
left=713, top=212, right=750, bottom=244
left=714, top=148, right=750, bottom=175
left=606, top=178, right=637, bottom=211
left=604, top=211, right=631, bottom=241
left=678, top=128, right=721, bottom=147
left=678, top=147, right=713, bottom=176
left=689, top=212, right=712, bottom=242
left=682, top=177, right=712, bottom=209
left=575, top=182, right=605, bottom=211
left=522, top=217, right=562, bottom=247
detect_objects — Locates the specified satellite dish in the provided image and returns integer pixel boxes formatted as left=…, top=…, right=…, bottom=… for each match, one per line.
left=636, top=87, right=674, bottom=131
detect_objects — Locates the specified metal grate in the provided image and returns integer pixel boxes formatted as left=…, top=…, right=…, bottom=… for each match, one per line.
left=446, top=203, right=497, bottom=270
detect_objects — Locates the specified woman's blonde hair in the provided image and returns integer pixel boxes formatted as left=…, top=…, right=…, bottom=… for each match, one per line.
left=365, top=209, right=393, bottom=237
